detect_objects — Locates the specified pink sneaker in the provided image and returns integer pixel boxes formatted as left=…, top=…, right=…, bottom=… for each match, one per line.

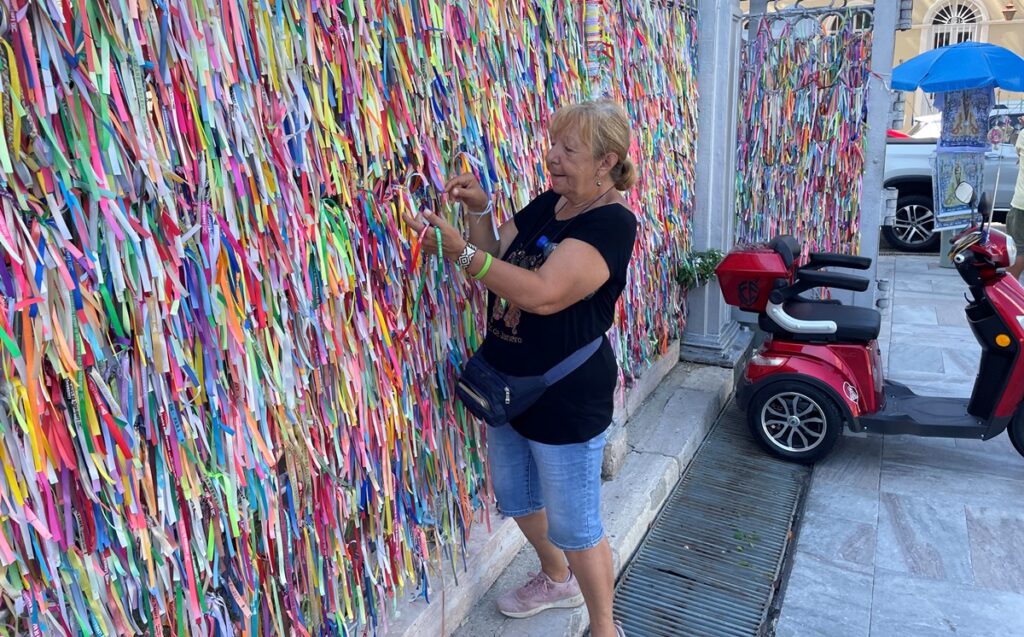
left=496, top=569, right=585, bottom=618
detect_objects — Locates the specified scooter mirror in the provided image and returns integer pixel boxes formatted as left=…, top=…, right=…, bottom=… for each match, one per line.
left=954, top=181, right=975, bottom=205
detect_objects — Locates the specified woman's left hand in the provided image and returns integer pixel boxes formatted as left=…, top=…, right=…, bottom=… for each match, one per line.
left=403, top=211, right=468, bottom=262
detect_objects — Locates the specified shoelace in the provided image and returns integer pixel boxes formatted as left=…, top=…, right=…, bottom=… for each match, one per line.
left=520, top=572, right=555, bottom=598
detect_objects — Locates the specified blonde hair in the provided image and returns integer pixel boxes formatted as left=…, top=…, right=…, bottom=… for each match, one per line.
left=549, top=100, right=638, bottom=191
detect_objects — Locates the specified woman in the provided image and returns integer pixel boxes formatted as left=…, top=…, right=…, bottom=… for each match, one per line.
left=405, top=100, right=638, bottom=637
left=1008, top=125, right=1024, bottom=280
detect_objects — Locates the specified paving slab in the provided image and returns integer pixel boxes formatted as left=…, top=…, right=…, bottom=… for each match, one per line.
left=602, top=452, right=679, bottom=566
left=889, top=322, right=978, bottom=342
left=630, top=386, right=721, bottom=470
left=936, top=310, right=970, bottom=327
left=794, top=511, right=876, bottom=573
left=894, top=277, right=931, bottom=292
left=870, top=571, right=1024, bottom=637
left=604, top=340, right=682, bottom=479
left=891, top=304, right=938, bottom=325
left=965, top=506, right=1024, bottom=595
left=776, top=552, right=873, bottom=637
left=803, top=480, right=879, bottom=525
left=886, top=342, right=945, bottom=374
left=940, top=347, right=981, bottom=376
left=880, top=292, right=950, bottom=307
left=875, top=492, right=974, bottom=585
left=879, top=376, right=973, bottom=399
left=954, top=433, right=1021, bottom=458
left=813, top=436, right=883, bottom=492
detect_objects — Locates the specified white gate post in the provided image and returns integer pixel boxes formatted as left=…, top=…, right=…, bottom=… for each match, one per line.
left=681, top=0, right=753, bottom=367
left=854, top=1, right=901, bottom=308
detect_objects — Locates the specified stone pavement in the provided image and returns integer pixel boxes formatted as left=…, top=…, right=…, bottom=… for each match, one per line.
left=775, top=254, right=1024, bottom=637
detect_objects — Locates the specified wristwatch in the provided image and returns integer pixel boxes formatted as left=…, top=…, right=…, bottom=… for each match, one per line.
left=456, top=242, right=478, bottom=269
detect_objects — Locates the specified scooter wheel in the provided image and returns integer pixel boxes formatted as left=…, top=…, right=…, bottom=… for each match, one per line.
left=1009, top=413, right=1024, bottom=459
left=746, top=381, right=843, bottom=464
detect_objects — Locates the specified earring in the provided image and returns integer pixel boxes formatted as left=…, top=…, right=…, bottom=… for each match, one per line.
left=597, top=180, right=602, bottom=186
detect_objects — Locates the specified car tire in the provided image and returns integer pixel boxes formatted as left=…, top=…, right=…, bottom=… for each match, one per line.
left=882, top=194, right=940, bottom=253
left=746, top=381, right=843, bottom=464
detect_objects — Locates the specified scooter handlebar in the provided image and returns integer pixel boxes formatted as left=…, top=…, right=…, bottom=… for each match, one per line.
left=770, top=269, right=871, bottom=304
left=796, top=269, right=871, bottom=292
left=806, top=252, right=872, bottom=270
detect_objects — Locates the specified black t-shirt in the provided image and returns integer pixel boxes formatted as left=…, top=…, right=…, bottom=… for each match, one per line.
left=478, top=190, right=638, bottom=444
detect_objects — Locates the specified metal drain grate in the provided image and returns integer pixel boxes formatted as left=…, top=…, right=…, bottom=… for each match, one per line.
left=613, top=407, right=811, bottom=637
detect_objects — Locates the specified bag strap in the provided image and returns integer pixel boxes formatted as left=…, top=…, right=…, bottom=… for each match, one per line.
left=542, top=336, right=603, bottom=385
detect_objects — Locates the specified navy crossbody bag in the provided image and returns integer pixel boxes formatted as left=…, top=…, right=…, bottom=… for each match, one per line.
left=456, top=337, right=603, bottom=427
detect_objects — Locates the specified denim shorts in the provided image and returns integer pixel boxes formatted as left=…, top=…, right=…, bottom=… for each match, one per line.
left=486, top=424, right=607, bottom=551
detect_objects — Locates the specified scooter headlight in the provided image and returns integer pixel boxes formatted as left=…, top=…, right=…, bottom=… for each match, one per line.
left=751, top=353, right=786, bottom=367
left=1008, top=239, right=1018, bottom=267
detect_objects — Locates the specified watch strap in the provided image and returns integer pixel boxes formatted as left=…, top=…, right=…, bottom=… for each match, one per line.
left=456, top=243, right=477, bottom=269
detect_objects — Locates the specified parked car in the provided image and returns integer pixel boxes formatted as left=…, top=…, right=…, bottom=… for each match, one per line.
left=882, top=108, right=1022, bottom=252
left=904, top=113, right=942, bottom=140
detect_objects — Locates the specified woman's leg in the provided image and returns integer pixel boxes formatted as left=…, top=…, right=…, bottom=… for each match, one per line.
left=513, top=510, right=570, bottom=582
left=486, top=423, right=567, bottom=578
left=531, top=431, right=615, bottom=635
left=488, top=424, right=583, bottom=618
left=565, top=539, right=616, bottom=637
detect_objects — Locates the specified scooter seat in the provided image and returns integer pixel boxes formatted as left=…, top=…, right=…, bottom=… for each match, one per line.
left=759, top=300, right=882, bottom=343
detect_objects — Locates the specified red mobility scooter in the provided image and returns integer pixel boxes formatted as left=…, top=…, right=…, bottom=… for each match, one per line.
left=716, top=185, right=1024, bottom=463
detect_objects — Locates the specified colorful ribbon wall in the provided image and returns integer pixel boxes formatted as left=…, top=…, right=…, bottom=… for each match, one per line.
left=0, top=0, right=698, bottom=635
left=604, top=0, right=698, bottom=379
left=734, top=8, right=873, bottom=253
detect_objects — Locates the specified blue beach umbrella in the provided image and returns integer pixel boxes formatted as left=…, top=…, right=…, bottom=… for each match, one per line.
left=892, top=42, right=1024, bottom=93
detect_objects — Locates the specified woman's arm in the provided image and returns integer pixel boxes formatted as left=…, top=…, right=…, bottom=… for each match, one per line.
left=463, top=208, right=503, bottom=256
left=465, top=214, right=519, bottom=258
left=476, top=239, right=609, bottom=315
left=405, top=212, right=610, bottom=316
left=444, top=173, right=519, bottom=257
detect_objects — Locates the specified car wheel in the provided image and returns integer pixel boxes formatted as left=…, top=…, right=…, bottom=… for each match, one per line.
left=746, top=381, right=843, bottom=464
left=882, top=194, right=940, bottom=253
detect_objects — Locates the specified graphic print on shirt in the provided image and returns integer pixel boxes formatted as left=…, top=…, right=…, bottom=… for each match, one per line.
left=491, top=248, right=546, bottom=340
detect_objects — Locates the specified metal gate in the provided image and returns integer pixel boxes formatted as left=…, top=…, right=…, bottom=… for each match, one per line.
left=734, top=0, right=877, bottom=256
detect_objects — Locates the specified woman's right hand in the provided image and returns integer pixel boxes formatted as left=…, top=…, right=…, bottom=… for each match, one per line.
left=444, top=173, right=490, bottom=214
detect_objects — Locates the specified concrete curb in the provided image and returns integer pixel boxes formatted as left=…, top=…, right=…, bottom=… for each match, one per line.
left=452, top=362, right=736, bottom=637
left=604, top=340, right=681, bottom=479
left=386, top=341, right=687, bottom=637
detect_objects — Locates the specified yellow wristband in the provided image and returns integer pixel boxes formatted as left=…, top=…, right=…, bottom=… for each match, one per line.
left=472, top=253, right=493, bottom=280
